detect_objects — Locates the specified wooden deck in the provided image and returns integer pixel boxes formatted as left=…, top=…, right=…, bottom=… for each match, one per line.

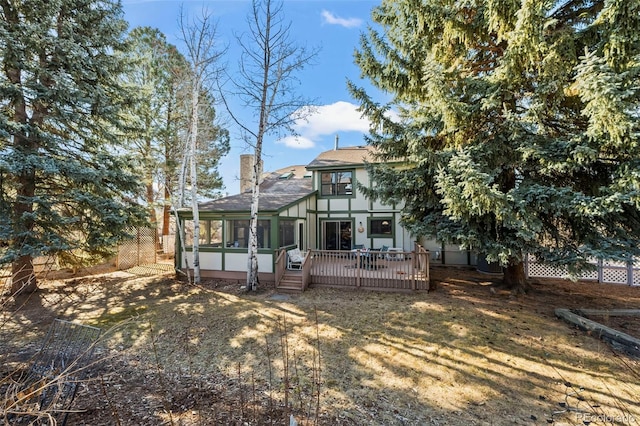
left=275, top=246, right=431, bottom=292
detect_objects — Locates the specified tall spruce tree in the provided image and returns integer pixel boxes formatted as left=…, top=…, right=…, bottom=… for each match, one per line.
left=350, top=0, right=640, bottom=293
left=0, top=0, right=148, bottom=295
left=121, top=27, right=175, bottom=226
left=122, top=27, right=229, bottom=247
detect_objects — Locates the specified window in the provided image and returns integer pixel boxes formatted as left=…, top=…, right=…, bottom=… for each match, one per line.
left=205, top=220, right=223, bottom=246
left=183, top=220, right=196, bottom=247
left=183, top=220, right=222, bottom=247
left=320, top=170, right=353, bottom=196
left=225, top=219, right=271, bottom=248
left=279, top=220, right=296, bottom=247
left=369, top=218, right=392, bottom=236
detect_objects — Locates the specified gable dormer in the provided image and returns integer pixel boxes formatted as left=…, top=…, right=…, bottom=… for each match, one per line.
left=306, top=145, right=375, bottom=199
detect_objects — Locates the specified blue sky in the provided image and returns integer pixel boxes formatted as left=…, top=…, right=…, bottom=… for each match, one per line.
left=121, top=0, right=380, bottom=195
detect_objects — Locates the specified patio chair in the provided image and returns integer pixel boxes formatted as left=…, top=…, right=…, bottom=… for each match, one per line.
left=379, top=245, right=389, bottom=258
left=287, top=248, right=304, bottom=270
left=367, top=248, right=381, bottom=269
left=350, top=244, right=365, bottom=265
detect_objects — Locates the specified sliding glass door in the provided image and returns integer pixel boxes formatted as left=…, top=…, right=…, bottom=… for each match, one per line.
left=322, top=220, right=352, bottom=250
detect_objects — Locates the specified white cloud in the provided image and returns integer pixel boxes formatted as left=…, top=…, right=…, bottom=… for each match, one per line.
left=278, top=135, right=316, bottom=149
left=321, top=10, right=363, bottom=28
left=276, top=101, right=371, bottom=149
left=298, top=102, right=370, bottom=137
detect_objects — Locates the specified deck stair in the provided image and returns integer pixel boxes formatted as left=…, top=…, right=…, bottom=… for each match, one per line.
left=277, top=270, right=304, bottom=292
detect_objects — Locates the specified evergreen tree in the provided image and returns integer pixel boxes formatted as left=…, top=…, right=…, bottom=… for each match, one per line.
left=122, top=27, right=229, bottom=238
left=194, top=91, right=230, bottom=200
left=350, top=0, right=640, bottom=292
left=0, top=0, right=148, bottom=294
left=121, top=27, right=175, bottom=225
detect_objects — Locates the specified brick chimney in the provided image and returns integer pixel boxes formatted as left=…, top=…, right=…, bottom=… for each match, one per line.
left=239, top=154, right=263, bottom=193
left=240, top=154, right=253, bottom=193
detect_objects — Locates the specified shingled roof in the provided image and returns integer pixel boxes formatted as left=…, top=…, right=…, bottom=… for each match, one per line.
left=193, top=146, right=381, bottom=213
left=306, top=145, right=376, bottom=169
left=197, top=164, right=313, bottom=212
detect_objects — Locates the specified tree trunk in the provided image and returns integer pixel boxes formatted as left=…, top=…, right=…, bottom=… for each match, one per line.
left=12, top=255, right=36, bottom=295
left=246, top=156, right=260, bottom=291
left=162, top=186, right=171, bottom=236
left=189, top=81, right=201, bottom=285
left=146, top=181, right=157, bottom=225
left=7, top=55, right=37, bottom=295
left=503, top=260, right=529, bottom=294
left=11, top=163, right=37, bottom=295
left=162, top=86, right=173, bottom=248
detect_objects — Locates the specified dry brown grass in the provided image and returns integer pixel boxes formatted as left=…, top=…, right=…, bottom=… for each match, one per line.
left=1, top=265, right=639, bottom=425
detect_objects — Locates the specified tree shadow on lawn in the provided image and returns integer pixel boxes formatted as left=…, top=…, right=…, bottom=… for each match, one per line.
left=2, top=267, right=640, bottom=425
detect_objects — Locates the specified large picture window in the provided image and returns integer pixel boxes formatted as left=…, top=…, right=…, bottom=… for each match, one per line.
left=225, top=219, right=271, bottom=248
left=320, top=170, right=353, bottom=196
left=369, top=218, right=393, bottom=236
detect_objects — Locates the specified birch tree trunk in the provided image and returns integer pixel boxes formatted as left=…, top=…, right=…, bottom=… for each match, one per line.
left=189, top=80, right=201, bottom=284
left=246, top=154, right=262, bottom=291
left=219, top=0, right=319, bottom=291
left=178, top=7, right=223, bottom=285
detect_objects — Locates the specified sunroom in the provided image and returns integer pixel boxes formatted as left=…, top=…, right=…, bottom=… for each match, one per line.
left=175, top=166, right=316, bottom=283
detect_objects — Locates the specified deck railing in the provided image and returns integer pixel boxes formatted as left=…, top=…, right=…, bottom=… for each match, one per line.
left=414, top=243, right=431, bottom=286
left=309, top=247, right=430, bottom=291
left=275, top=249, right=286, bottom=285
left=301, top=251, right=312, bottom=290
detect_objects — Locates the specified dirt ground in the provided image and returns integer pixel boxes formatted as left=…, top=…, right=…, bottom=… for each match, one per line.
left=1, top=265, right=639, bottom=425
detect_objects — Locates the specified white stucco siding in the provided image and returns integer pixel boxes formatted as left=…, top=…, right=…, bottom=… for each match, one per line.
left=307, top=212, right=317, bottom=249
left=419, top=237, right=476, bottom=265
left=279, top=198, right=309, bottom=218
left=317, top=198, right=329, bottom=212
left=370, top=238, right=394, bottom=249
left=354, top=168, right=369, bottom=187
left=225, top=253, right=274, bottom=273
left=370, top=198, right=390, bottom=211
left=299, top=198, right=309, bottom=216
left=442, top=248, right=471, bottom=265
left=349, top=197, right=369, bottom=211
left=181, top=251, right=221, bottom=270
left=396, top=223, right=413, bottom=251
left=328, top=198, right=351, bottom=211
left=182, top=251, right=274, bottom=273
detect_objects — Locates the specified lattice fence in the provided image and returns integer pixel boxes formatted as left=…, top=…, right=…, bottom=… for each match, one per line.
left=116, top=227, right=157, bottom=270
left=526, top=255, right=640, bottom=286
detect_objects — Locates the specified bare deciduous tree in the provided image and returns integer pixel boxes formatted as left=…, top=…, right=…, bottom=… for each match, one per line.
left=220, top=0, right=318, bottom=291
left=178, top=7, right=225, bottom=284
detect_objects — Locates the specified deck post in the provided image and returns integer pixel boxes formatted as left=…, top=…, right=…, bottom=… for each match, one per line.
left=412, top=251, right=417, bottom=290
left=356, top=249, right=361, bottom=287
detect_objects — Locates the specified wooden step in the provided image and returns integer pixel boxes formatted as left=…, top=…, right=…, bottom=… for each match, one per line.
left=280, top=277, right=302, bottom=288
left=277, top=274, right=303, bottom=292
left=277, top=285, right=303, bottom=293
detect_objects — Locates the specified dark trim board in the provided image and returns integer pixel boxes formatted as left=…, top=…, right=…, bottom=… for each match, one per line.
left=179, top=269, right=275, bottom=286
left=555, top=308, right=640, bottom=358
